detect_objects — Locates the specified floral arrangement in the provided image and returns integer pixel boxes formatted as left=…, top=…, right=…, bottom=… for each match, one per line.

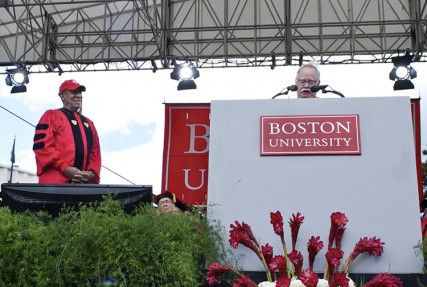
left=206, top=211, right=403, bottom=287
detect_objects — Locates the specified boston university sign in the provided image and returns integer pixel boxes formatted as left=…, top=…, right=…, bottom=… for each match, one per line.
left=260, top=115, right=361, bottom=155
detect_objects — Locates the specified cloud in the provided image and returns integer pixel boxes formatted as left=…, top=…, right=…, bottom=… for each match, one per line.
left=101, top=121, right=156, bottom=152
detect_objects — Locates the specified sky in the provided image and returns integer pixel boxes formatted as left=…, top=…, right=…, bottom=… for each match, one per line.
left=0, top=62, right=426, bottom=194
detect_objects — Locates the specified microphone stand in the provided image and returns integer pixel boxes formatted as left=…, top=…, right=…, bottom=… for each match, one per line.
left=272, top=85, right=297, bottom=99
left=320, top=89, right=345, bottom=98
left=311, top=85, right=345, bottom=98
left=272, top=90, right=290, bottom=99
left=8, top=162, right=14, bottom=183
left=9, top=136, right=16, bottom=183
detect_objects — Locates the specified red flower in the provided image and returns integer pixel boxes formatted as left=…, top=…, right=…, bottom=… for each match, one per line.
left=326, top=248, right=344, bottom=269
left=262, top=243, right=274, bottom=265
left=363, top=273, right=403, bottom=287
left=325, top=248, right=344, bottom=281
left=229, top=221, right=260, bottom=255
left=232, top=275, right=258, bottom=287
left=270, top=210, right=284, bottom=237
left=288, top=250, right=303, bottom=277
left=330, top=272, right=349, bottom=287
left=328, top=212, right=348, bottom=249
left=344, top=236, right=385, bottom=272
left=276, top=275, right=292, bottom=287
left=289, top=212, right=304, bottom=250
left=335, top=227, right=347, bottom=250
left=307, top=236, right=324, bottom=269
left=206, top=262, right=233, bottom=286
left=299, top=268, right=319, bottom=287
left=268, top=255, right=287, bottom=273
left=331, top=212, right=348, bottom=229
left=209, top=211, right=391, bottom=287
left=354, top=236, right=384, bottom=257
left=229, top=221, right=273, bottom=281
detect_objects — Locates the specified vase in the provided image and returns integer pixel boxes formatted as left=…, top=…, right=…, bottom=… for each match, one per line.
left=317, top=279, right=329, bottom=287
left=257, top=279, right=308, bottom=287
left=317, top=278, right=356, bottom=287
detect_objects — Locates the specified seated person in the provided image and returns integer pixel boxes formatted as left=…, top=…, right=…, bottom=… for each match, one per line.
left=153, top=191, right=187, bottom=214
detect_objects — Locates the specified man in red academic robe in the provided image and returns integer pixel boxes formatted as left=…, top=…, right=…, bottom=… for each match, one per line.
left=33, top=79, right=101, bottom=184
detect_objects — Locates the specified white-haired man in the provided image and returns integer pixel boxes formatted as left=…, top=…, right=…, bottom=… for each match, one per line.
left=295, top=64, right=321, bottom=98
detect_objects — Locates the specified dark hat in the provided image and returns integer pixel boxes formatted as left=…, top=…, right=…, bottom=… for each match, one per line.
left=153, top=191, right=176, bottom=204
left=153, top=191, right=188, bottom=212
left=59, top=79, right=86, bottom=94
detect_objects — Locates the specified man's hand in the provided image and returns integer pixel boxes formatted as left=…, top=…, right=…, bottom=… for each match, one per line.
left=80, top=170, right=94, bottom=183
left=64, top=167, right=81, bottom=180
left=64, top=167, right=94, bottom=183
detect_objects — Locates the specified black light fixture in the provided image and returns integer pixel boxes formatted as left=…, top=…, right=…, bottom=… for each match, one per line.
left=389, top=52, right=417, bottom=90
left=298, top=52, right=304, bottom=66
left=270, top=54, right=276, bottom=70
left=170, top=62, right=200, bottom=90
left=5, top=67, right=29, bottom=93
left=150, top=59, right=158, bottom=73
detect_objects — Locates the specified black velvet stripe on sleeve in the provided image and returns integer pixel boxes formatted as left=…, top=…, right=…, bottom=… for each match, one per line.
left=60, top=108, right=84, bottom=170
left=33, top=142, right=45, bottom=150
left=33, top=133, right=46, bottom=141
left=36, top=123, right=48, bottom=130
left=79, top=115, right=94, bottom=169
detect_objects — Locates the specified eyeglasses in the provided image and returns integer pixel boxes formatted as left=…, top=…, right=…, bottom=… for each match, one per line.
left=297, top=79, right=318, bottom=86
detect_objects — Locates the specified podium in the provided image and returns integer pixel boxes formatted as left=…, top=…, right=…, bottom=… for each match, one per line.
left=1, top=183, right=152, bottom=214
left=207, top=97, right=422, bottom=274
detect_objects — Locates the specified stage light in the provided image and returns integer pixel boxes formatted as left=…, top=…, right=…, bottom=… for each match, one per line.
left=389, top=52, right=417, bottom=90
left=5, top=67, right=29, bottom=93
left=170, top=62, right=200, bottom=90
left=178, top=65, right=194, bottom=80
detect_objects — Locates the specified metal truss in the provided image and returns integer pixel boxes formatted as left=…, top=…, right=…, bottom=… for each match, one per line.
left=0, top=0, right=426, bottom=73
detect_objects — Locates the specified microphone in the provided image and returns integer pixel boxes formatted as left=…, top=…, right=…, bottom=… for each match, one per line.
left=287, top=85, right=298, bottom=92
left=310, top=85, right=328, bottom=93
left=272, top=85, right=297, bottom=99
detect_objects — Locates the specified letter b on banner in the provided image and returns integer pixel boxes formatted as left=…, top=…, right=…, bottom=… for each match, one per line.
left=185, top=124, right=210, bottom=154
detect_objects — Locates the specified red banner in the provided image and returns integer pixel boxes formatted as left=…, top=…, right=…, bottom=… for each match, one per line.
left=260, top=115, right=361, bottom=155
left=410, top=98, right=423, bottom=205
left=161, top=104, right=210, bottom=205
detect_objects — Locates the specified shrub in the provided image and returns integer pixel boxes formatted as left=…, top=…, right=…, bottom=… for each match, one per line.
left=0, top=199, right=224, bottom=286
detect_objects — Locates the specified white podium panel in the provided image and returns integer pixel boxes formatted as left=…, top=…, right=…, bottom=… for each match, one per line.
left=207, top=97, right=422, bottom=273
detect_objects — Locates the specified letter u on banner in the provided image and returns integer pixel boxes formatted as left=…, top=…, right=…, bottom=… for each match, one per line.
left=161, top=103, right=211, bottom=205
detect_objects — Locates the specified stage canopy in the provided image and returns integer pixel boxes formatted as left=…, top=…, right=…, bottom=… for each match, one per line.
left=0, top=0, right=426, bottom=72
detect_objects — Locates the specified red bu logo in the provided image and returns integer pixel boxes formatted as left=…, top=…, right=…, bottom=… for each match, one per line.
left=260, top=114, right=361, bottom=155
